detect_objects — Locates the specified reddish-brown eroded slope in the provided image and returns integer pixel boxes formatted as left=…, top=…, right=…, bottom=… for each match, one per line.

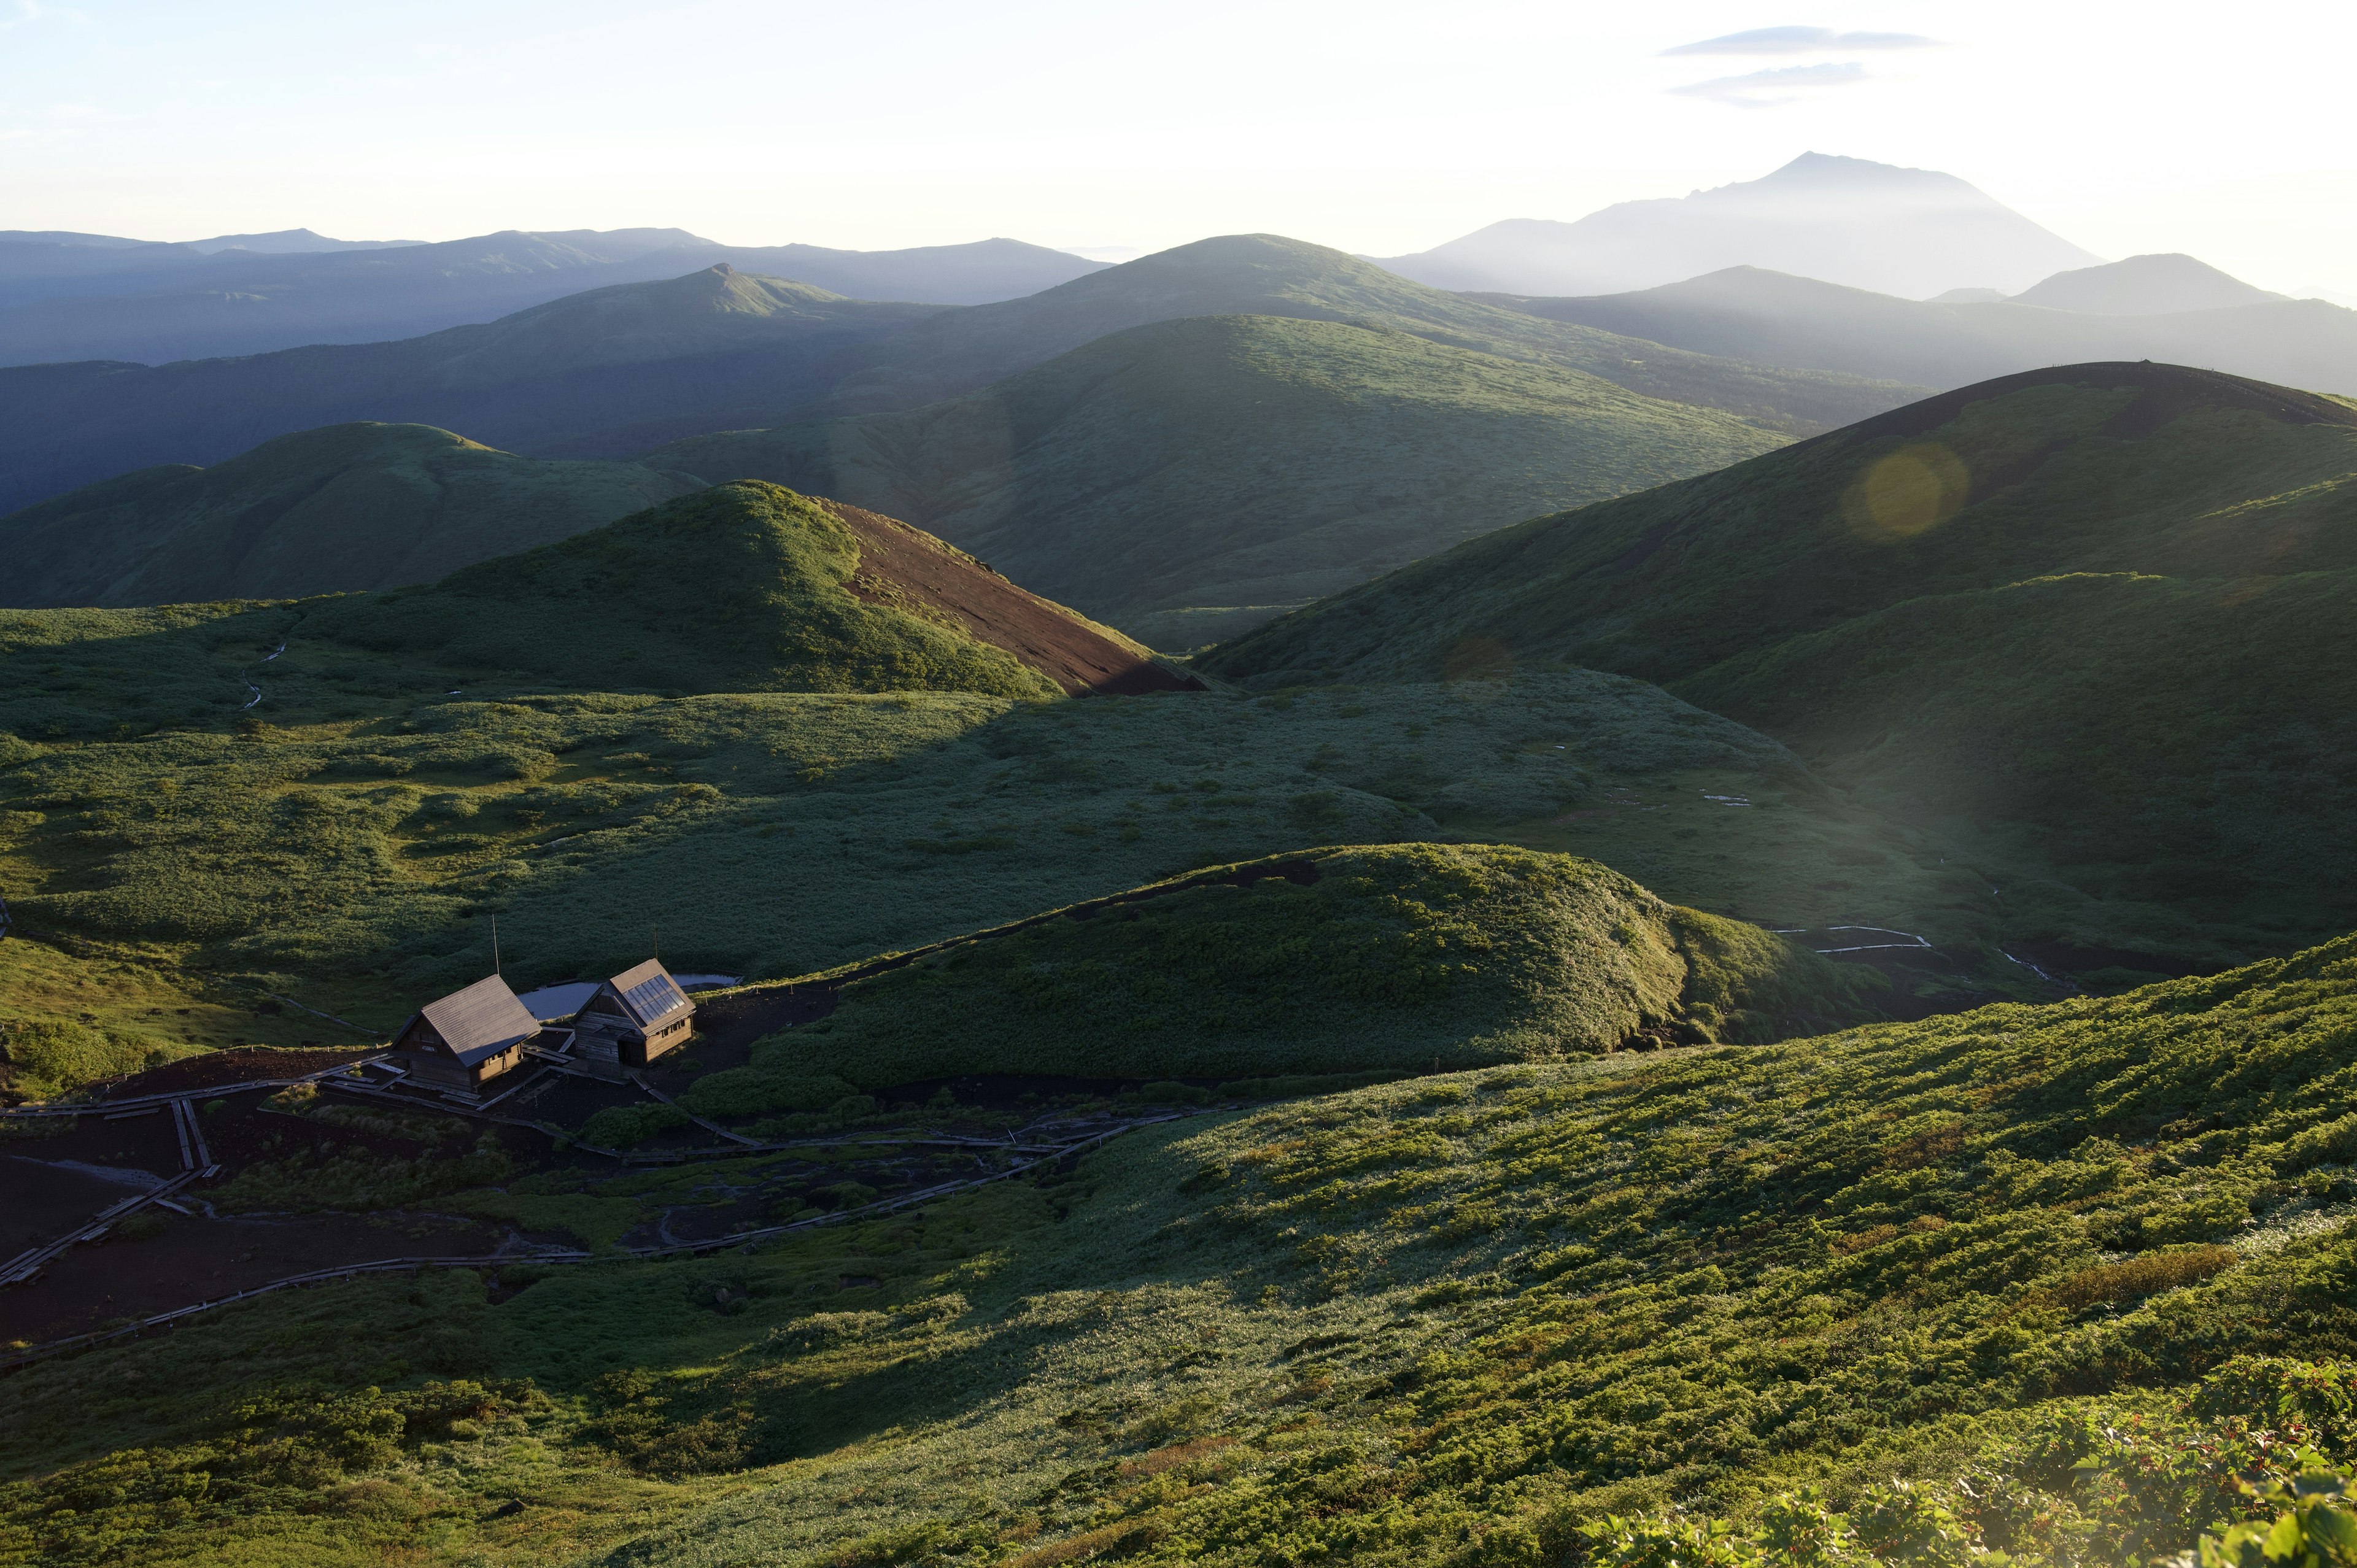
left=826, top=500, right=1200, bottom=696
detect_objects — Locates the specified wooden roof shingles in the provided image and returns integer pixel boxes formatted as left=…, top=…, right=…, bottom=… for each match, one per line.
left=411, top=975, right=541, bottom=1067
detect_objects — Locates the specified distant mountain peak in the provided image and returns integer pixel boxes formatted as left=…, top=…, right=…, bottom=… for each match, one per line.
left=1375, top=155, right=2097, bottom=299
left=2010, top=253, right=2287, bottom=315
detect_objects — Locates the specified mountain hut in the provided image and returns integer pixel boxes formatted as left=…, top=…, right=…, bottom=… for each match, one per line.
left=388, top=974, right=542, bottom=1092
left=568, top=959, right=697, bottom=1078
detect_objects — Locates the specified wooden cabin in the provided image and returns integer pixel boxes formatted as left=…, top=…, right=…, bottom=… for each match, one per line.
left=568, top=959, right=697, bottom=1077
left=388, top=974, right=541, bottom=1092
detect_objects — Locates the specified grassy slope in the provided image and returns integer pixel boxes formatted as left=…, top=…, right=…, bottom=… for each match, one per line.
left=1204, top=365, right=2357, bottom=966
left=4, top=555, right=2011, bottom=1067
left=0, top=423, right=703, bottom=609
left=818, top=235, right=1917, bottom=438
left=4, top=933, right=2353, bottom=1564
left=648, top=315, right=1786, bottom=644
left=706, top=844, right=1870, bottom=1099
left=4, top=640, right=1952, bottom=1038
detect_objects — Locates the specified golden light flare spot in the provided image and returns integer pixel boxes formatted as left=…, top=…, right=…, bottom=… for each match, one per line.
left=1443, top=636, right=1513, bottom=685
left=1842, top=442, right=1970, bottom=539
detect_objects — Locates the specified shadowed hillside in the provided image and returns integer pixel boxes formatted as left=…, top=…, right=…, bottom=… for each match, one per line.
left=1205, top=363, right=2357, bottom=966
left=648, top=314, right=1788, bottom=644
left=0, top=423, right=703, bottom=608
left=0, top=268, right=939, bottom=512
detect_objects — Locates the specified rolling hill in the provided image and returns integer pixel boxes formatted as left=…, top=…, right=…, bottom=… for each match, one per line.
left=713, top=843, right=1871, bottom=1094
left=0, top=267, right=940, bottom=514
left=1376, top=152, right=2101, bottom=298
left=646, top=313, right=1789, bottom=644
left=2011, top=252, right=2288, bottom=314
left=1482, top=264, right=2357, bottom=396
left=0, top=423, right=703, bottom=608
left=799, top=233, right=1918, bottom=438
left=0, top=226, right=1104, bottom=364
left=1202, top=361, right=2357, bottom=967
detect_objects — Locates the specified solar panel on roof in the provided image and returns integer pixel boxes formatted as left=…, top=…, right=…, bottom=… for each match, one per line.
left=623, top=974, right=686, bottom=1022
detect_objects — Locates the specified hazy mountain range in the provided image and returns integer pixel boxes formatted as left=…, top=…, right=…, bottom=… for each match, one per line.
left=0, top=226, right=1106, bottom=363
left=0, top=237, right=1912, bottom=515
left=1377, top=153, right=2103, bottom=299
left=1484, top=253, right=2357, bottom=396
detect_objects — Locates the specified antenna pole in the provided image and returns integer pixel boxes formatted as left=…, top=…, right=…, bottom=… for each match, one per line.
left=652, top=922, right=659, bottom=962
left=492, top=914, right=501, bottom=976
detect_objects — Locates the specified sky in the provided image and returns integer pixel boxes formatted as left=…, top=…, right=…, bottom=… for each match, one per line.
left=5, top=0, right=2357, bottom=298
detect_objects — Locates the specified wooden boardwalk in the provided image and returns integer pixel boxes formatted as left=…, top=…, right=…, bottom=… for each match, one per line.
left=0, top=1111, right=1177, bottom=1375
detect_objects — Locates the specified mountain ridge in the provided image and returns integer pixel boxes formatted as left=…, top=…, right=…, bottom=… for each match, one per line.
left=0, top=227, right=1106, bottom=364
left=0, top=422, right=706, bottom=609
left=1482, top=263, right=2357, bottom=396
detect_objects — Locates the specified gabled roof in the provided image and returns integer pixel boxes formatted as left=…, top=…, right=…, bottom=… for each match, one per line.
left=602, top=959, right=692, bottom=1030
left=410, top=974, right=541, bottom=1067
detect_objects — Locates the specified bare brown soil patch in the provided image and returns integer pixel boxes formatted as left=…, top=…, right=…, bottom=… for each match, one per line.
left=826, top=500, right=1202, bottom=696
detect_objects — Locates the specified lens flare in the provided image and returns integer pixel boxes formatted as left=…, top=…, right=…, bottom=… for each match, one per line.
left=1444, top=636, right=1513, bottom=686
left=1842, top=443, right=1970, bottom=538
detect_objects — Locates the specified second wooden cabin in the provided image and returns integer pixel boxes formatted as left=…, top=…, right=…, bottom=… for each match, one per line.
left=569, top=959, right=697, bottom=1077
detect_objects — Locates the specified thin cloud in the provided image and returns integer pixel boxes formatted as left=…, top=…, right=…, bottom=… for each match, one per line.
left=1669, top=61, right=1869, bottom=108
left=1663, top=26, right=1936, bottom=55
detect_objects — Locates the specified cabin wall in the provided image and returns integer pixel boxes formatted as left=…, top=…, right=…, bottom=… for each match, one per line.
left=396, top=1049, right=469, bottom=1088
left=571, top=1021, right=629, bottom=1081
left=622, top=1011, right=695, bottom=1068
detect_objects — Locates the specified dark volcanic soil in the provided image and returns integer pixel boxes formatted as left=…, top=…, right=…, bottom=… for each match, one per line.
left=0, top=1207, right=504, bottom=1346
left=96, top=1046, right=378, bottom=1100
left=829, top=500, right=1201, bottom=696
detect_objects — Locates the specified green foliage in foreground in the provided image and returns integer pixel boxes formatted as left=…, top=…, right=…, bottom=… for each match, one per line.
left=649, top=314, right=1787, bottom=643
left=6, top=933, right=2357, bottom=1564
left=0, top=422, right=702, bottom=610
left=726, top=843, right=1871, bottom=1095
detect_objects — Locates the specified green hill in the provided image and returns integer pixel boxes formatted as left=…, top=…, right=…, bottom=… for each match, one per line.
left=0, top=422, right=703, bottom=608
left=1204, top=363, right=2357, bottom=969
left=814, top=233, right=1918, bottom=436
left=0, top=266, right=939, bottom=512
left=648, top=314, right=1787, bottom=644
left=689, top=844, right=1870, bottom=1107
left=5, top=926, right=2355, bottom=1565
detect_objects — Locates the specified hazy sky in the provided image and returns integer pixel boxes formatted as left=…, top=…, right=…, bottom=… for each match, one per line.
left=6, top=0, right=2356, bottom=296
